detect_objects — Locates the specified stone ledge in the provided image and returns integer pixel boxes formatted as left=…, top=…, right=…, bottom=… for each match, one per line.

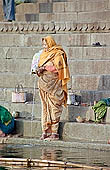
left=1, top=133, right=110, bottom=151
left=0, top=21, right=110, bottom=33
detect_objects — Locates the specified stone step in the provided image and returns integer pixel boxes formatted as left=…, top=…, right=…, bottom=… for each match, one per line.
left=0, top=46, right=110, bottom=60
left=1, top=58, right=110, bottom=75
left=53, top=0, right=109, bottom=13
left=0, top=102, right=90, bottom=121
left=61, top=121, right=110, bottom=143
left=1, top=0, right=110, bottom=22
left=15, top=117, right=110, bottom=143
left=0, top=32, right=110, bottom=47
left=15, top=0, right=110, bottom=22
left=1, top=100, right=110, bottom=123
left=15, top=11, right=110, bottom=22
left=16, top=3, right=39, bottom=14
left=1, top=86, right=110, bottom=103
left=1, top=73, right=110, bottom=91
left=16, top=0, right=109, bottom=14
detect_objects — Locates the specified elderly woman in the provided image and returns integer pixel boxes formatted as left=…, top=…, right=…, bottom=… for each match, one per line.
left=36, top=36, right=70, bottom=141
left=0, top=105, right=14, bottom=137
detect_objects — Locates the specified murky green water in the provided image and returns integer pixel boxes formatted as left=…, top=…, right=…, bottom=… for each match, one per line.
left=0, top=144, right=110, bottom=169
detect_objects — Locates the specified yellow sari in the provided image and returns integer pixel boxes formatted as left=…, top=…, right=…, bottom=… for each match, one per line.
left=38, top=36, right=70, bottom=134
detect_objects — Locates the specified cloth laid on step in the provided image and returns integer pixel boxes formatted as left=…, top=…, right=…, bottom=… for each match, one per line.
left=0, top=105, right=14, bottom=134
left=92, top=98, right=110, bottom=122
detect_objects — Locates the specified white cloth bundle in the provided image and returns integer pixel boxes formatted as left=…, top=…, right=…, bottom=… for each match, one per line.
left=31, top=49, right=43, bottom=73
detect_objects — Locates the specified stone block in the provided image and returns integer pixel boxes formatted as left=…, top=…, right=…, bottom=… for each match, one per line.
left=5, top=58, right=32, bottom=73
left=80, top=90, right=110, bottom=103
left=53, top=2, right=65, bottom=12
left=15, top=14, right=25, bottom=21
left=0, top=101, right=41, bottom=119
left=39, top=13, right=52, bottom=22
left=0, top=47, right=40, bottom=59
left=62, top=122, right=110, bottom=142
left=0, top=59, right=6, bottom=72
left=108, top=0, right=110, bottom=9
left=0, top=88, right=6, bottom=101
left=77, top=0, right=108, bottom=12
left=82, top=47, right=110, bottom=60
left=16, top=3, right=39, bottom=14
left=24, top=33, right=90, bottom=47
left=78, top=11, right=110, bottom=22
left=68, top=60, right=110, bottom=75
left=0, top=47, right=10, bottom=59
left=0, top=34, right=24, bottom=47
left=4, top=87, right=40, bottom=103
left=0, top=15, right=3, bottom=21
left=67, top=47, right=83, bottom=60
left=71, top=75, right=102, bottom=91
left=64, top=2, right=77, bottom=12
left=52, top=0, right=67, bottom=2
left=39, top=3, right=53, bottom=13
left=15, top=119, right=42, bottom=137
left=72, top=75, right=110, bottom=91
left=53, top=13, right=77, bottom=22
left=61, top=105, right=88, bottom=122
left=55, top=34, right=91, bottom=46
left=24, top=34, right=42, bottom=47
left=91, top=33, right=110, bottom=46
left=0, top=5, right=3, bottom=13
left=25, top=14, right=39, bottom=21
left=0, top=73, right=38, bottom=88
left=105, top=107, right=110, bottom=123
left=38, top=0, right=50, bottom=2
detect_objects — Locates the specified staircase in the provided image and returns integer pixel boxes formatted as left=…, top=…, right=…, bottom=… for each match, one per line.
left=0, top=0, right=110, bottom=146
left=15, top=0, right=110, bottom=22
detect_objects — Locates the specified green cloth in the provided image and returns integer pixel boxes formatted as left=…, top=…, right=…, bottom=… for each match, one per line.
left=0, top=106, right=12, bottom=125
left=101, top=98, right=110, bottom=106
left=92, top=100, right=107, bottom=122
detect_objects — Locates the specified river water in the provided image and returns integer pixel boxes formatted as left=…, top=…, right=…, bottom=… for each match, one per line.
left=0, top=144, right=110, bottom=169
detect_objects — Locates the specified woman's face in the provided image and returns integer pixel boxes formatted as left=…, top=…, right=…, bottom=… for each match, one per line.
left=42, top=39, right=48, bottom=52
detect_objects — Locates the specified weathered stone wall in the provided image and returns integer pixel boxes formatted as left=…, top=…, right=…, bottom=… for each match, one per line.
left=0, top=21, right=110, bottom=118
left=1, top=0, right=110, bottom=22
left=14, top=0, right=110, bottom=22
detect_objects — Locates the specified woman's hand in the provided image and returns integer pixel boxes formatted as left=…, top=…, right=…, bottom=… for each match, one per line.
left=36, top=66, right=45, bottom=77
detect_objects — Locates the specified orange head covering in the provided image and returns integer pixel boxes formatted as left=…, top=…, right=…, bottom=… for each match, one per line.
left=42, top=36, right=56, bottom=49
left=38, top=36, right=70, bottom=107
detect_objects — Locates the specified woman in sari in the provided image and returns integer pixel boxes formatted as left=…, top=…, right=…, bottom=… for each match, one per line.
left=37, top=36, right=70, bottom=141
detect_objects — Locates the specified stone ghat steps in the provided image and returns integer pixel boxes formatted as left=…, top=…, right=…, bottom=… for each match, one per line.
left=1, top=30, right=110, bottom=47
left=15, top=0, right=110, bottom=22
left=1, top=0, right=110, bottom=22
left=0, top=86, right=110, bottom=103
left=2, top=73, right=110, bottom=92
left=1, top=84, right=110, bottom=103
left=1, top=101, right=110, bottom=122
left=4, top=136, right=110, bottom=152
left=1, top=58, right=110, bottom=75
left=1, top=46, right=110, bottom=60
left=14, top=118, right=110, bottom=145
